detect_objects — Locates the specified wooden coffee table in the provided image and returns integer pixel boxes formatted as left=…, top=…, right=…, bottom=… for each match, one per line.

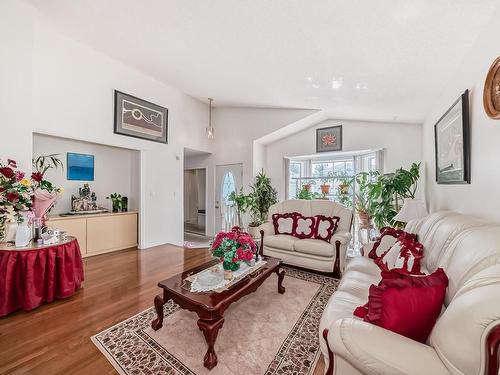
left=151, top=255, right=285, bottom=370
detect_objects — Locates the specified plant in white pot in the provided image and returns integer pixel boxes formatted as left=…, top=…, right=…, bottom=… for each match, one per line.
left=247, top=171, right=278, bottom=238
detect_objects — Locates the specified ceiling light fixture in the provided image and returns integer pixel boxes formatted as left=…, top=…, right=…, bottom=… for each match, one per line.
left=206, top=98, right=215, bottom=139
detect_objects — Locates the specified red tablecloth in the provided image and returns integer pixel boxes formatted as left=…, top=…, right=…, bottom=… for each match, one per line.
left=0, top=239, right=84, bottom=316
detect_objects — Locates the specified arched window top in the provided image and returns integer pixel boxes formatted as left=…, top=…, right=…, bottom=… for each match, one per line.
left=221, top=172, right=236, bottom=204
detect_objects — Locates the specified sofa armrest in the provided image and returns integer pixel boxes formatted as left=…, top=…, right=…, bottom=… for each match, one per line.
left=361, top=241, right=375, bottom=257
left=331, top=231, right=352, bottom=245
left=328, top=318, right=450, bottom=375
left=258, top=222, right=274, bottom=238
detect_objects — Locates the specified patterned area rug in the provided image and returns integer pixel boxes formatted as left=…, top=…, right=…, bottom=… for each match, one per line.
left=92, top=267, right=338, bottom=375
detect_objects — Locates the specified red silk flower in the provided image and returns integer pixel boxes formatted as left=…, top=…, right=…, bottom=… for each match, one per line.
left=0, top=167, right=15, bottom=179
left=31, top=172, right=44, bottom=182
left=6, top=192, right=19, bottom=202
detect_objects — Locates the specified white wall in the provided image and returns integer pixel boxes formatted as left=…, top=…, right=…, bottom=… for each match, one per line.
left=422, top=6, right=500, bottom=223
left=0, top=1, right=34, bottom=171
left=33, top=134, right=140, bottom=215
left=0, top=1, right=214, bottom=248
left=265, top=119, right=423, bottom=200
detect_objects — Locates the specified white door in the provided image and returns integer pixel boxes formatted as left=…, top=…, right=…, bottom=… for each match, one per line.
left=215, top=164, right=243, bottom=232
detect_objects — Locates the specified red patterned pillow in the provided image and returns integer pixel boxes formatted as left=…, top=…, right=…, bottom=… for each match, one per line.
left=375, top=232, right=424, bottom=275
left=368, top=227, right=417, bottom=259
left=354, top=268, right=448, bottom=343
left=272, top=213, right=297, bottom=235
left=293, top=214, right=317, bottom=239
left=313, top=215, right=340, bottom=242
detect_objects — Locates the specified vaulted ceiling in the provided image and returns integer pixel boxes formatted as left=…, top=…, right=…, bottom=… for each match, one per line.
left=28, top=0, right=498, bottom=123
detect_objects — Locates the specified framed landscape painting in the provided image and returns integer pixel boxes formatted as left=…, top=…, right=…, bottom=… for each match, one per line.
left=434, top=89, right=471, bottom=184
left=316, top=125, right=342, bottom=153
left=67, top=152, right=94, bottom=181
left=114, top=90, right=168, bottom=144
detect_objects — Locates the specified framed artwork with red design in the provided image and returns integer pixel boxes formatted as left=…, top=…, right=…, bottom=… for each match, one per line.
left=316, top=125, right=342, bottom=153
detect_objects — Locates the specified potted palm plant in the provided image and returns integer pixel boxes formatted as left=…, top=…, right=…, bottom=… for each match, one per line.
left=247, top=171, right=278, bottom=238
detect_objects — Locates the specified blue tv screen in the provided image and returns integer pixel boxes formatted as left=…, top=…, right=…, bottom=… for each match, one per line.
left=67, top=152, right=94, bottom=181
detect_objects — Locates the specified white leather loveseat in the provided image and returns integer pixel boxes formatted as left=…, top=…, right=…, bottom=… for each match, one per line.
left=259, top=200, right=353, bottom=277
left=319, top=211, right=500, bottom=375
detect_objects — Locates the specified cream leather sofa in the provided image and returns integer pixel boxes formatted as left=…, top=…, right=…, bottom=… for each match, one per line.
left=259, top=200, right=353, bottom=277
left=319, top=211, right=500, bottom=375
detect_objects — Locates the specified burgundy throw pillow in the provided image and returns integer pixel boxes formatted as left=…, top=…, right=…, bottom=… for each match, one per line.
left=272, top=213, right=297, bottom=235
left=354, top=268, right=448, bottom=343
left=293, top=214, right=317, bottom=239
left=313, top=215, right=340, bottom=242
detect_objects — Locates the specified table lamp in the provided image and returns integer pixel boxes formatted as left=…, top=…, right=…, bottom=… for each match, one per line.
left=393, top=198, right=428, bottom=223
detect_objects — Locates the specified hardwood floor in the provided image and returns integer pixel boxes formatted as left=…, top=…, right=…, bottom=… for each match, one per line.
left=0, top=244, right=325, bottom=375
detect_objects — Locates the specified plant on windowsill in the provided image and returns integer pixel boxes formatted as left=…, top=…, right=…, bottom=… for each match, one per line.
left=320, top=172, right=334, bottom=195
left=337, top=174, right=354, bottom=207
left=302, top=179, right=316, bottom=192
left=296, top=186, right=322, bottom=200
left=247, top=171, right=278, bottom=238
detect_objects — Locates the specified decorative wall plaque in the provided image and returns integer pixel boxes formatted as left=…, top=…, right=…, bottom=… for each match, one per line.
left=484, top=56, right=500, bottom=119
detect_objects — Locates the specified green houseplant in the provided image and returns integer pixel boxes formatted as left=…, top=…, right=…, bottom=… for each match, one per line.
left=247, top=171, right=278, bottom=237
left=320, top=172, right=334, bottom=195
left=228, top=187, right=252, bottom=228
left=369, top=162, right=420, bottom=228
left=296, top=186, right=322, bottom=200
left=354, top=171, right=378, bottom=227
left=106, top=193, right=123, bottom=212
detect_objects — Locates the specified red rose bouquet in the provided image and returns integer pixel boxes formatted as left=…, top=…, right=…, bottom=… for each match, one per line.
left=211, top=226, right=257, bottom=271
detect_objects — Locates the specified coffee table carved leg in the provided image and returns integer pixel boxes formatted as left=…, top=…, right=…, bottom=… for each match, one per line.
left=276, top=268, right=286, bottom=294
left=151, top=293, right=167, bottom=331
left=197, top=317, right=224, bottom=370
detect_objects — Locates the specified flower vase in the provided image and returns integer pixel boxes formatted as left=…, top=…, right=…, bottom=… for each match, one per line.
left=15, top=214, right=32, bottom=247
left=4, top=221, right=18, bottom=242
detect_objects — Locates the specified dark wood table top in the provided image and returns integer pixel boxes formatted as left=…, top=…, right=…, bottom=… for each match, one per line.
left=157, top=255, right=281, bottom=312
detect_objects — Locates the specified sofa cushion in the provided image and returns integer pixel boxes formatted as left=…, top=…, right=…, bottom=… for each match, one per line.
left=272, top=212, right=296, bottom=235
left=344, top=256, right=381, bottom=276
left=264, top=234, right=296, bottom=251
left=358, top=268, right=448, bottom=343
left=313, top=215, right=339, bottom=242
left=293, top=214, right=317, bottom=239
left=293, top=238, right=334, bottom=257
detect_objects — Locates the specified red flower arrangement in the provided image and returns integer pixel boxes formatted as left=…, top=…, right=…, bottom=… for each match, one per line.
left=211, top=226, right=257, bottom=271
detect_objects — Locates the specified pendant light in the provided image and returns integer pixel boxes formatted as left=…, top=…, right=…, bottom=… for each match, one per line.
left=206, top=98, right=215, bottom=139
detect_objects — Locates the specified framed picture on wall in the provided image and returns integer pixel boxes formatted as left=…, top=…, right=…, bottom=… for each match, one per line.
left=434, top=89, right=471, bottom=184
left=67, top=152, right=95, bottom=181
left=114, top=90, right=168, bottom=144
left=316, top=125, right=342, bottom=153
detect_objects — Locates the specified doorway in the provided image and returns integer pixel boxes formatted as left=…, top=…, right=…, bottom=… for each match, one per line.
left=215, top=163, right=243, bottom=232
left=183, top=168, right=207, bottom=236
